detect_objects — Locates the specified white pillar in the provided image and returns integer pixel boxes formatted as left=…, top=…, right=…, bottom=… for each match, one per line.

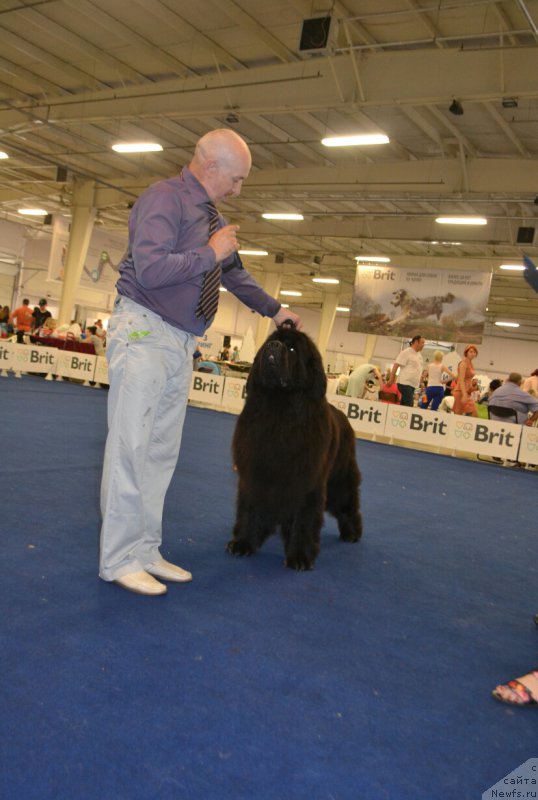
left=58, top=180, right=96, bottom=325
left=363, top=334, right=377, bottom=362
left=255, top=271, right=282, bottom=352
left=316, top=290, right=339, bottom=366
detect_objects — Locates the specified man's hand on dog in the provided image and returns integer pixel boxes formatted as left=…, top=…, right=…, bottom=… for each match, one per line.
left=273, top=307, right=303, bottom=330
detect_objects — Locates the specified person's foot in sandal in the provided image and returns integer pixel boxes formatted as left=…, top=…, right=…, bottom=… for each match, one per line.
left=492, top=670, right=538, bottom=706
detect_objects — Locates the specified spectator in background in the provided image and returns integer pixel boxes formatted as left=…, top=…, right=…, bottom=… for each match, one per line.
left=488, top=373, right=538, bottom=425
left=478, top=378, right=502, bottom=405
left=231, top=345, right=240, bottom=362
left=387, top=334, right=426, bottom=407
left=86, top=325, right=105, bottom=356
left=220, top=345, right=231, bottom=361
left=32, top=298, right=51, bottom=332
left=11, top=298, right=33, bottom=343
left=0, top=305, right=12, bottom=336
left=453, top=344, right=478, bottom=416
left=379, top=370, right=401, bottom=404
left=420, top=350, right=456, bottom=411
left=522, top=368, right=538, bottom=397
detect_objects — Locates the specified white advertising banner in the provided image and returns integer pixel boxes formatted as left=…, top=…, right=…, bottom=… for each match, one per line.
left=349, top=264, right=492, bottom=343
left=196, top=329, right=223, bottom=359
left=221, top=376, right=247, bottom=412
left=327, top=394, right=388, bottom=435
left=55, top=351, right=97, bottom=381
left=189, top=372, right=224, bottom=405
left=93, top=356, right=110, bottom=385
left=450, top=415, right=521, bottom=460
left=11, top=344, right=58, bottom=374
left=0, top=340, right=15, bottom=370
left=518, top=425, right=538, bottom=466
left=385, top=405, right=453, bottom=447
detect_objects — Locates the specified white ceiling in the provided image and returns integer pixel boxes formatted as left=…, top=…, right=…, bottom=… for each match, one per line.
left=1, top=0, right=538, bottom=340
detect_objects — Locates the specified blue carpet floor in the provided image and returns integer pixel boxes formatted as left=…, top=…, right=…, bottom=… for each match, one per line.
left=1, top=375, right=536, bottom=800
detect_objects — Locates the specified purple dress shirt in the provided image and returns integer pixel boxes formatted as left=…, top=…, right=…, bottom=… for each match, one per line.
left=115, top=167, right=280, bottom=335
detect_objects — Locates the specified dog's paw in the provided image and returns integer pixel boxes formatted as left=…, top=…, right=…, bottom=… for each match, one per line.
left=339, top=530, right=362, bottom=542
left=284, top=555, right=315, bottom=571
left=226, top=539, right=255, bottom=557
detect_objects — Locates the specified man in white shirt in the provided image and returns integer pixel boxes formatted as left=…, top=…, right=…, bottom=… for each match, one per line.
left=388, top=335, right=426, bottom=407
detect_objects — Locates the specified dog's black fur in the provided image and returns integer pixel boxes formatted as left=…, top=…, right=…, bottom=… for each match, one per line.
left=227, top=327, right=362, bottom=570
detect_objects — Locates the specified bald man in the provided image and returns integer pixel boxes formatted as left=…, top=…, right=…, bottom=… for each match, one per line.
left=100, top=129, right=302, bottom=595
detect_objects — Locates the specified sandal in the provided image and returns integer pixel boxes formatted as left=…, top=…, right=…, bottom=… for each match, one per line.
left=492, top=672, right=538, bottom=707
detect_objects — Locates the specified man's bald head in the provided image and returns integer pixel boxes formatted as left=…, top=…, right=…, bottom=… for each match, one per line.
left=190, top=129, right=252, bottom=203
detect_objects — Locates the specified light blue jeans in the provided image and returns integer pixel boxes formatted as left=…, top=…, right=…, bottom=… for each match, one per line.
left=99, top=297, right=196, bottom=581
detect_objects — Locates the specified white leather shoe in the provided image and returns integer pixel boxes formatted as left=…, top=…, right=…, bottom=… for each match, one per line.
left=147, top=558, right=192, bottom=583
left=114, top=570, right=167, bottom=595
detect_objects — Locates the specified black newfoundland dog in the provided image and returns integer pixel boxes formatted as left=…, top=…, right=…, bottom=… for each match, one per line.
left=227, top=325, right=362, bottom=570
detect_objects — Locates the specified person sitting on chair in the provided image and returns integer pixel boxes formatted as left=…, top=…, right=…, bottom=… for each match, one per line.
left=488, top=373, right=538, bottom=425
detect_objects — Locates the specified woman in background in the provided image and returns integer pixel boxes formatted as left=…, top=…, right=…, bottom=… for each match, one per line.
left=453, top=344, right=478, bottom=416
left=420, top=350, right=455, bottom=411
left=522, top=368, right=538, bottom=396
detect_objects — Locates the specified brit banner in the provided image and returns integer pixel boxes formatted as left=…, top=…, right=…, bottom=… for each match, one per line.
left=349, top=264, right=492, bottom=343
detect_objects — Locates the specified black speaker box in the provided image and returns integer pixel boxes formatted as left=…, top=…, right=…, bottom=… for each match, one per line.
left=43, top=214, right=53, bottom=225
left=56, top=166, right=68, bottom=182
left=298, top=17, right=333, bottom=53
left=517, top=226, right=535, bottom=244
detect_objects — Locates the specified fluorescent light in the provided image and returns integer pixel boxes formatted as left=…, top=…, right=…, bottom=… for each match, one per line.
left=281, top=303, right=290, bottom=308
left=219, top=286, right=228, bottom=292
left=17, top=208, right=48, bottom=216
left=238, top=249, right=269, bottom=256
left=336, top=306, right=350, bottom=312
left=312, top=277, right=340, bottom=284
left=435, top=216, right=487, bottom=225
left=280, top=290, right=302, bottom=297
left=262, top=213, right=303, bottom=221
left=321, top=134, right=389, bottom=147
left=500, top=264, right=524, bottom=271
left=495, top=321, right=520, bottom=328
left=112, top=142, right=163, bottom=153
left=355, top=255, right=391, bottom=263
left=0, top=151, right=8, bottom=159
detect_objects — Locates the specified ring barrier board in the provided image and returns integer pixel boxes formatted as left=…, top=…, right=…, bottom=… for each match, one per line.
left=10, top=343, right=58, bottom=374
left=93, top=356, right=110, bottom=385
left=189, top=372, right=225, bottom=405
left=221, top=376, right=248, bottom=412
left=327, top=394, right=388, bottom=436
left=55, top=351, right=97, bottom=381
left=519, top=425, right=538, bottom=466
left=449, top=415, right=521, bottom=460
left=0, top=340, right=15, bottom=370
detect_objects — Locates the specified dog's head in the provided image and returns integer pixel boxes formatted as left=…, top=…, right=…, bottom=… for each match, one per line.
left=247, top=327, right=327, bottom=399
left=391, top=289, right=406, bottom=307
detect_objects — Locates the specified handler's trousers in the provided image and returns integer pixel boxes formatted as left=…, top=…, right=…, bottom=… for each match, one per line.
left=99, top=297, right=196, bottom=581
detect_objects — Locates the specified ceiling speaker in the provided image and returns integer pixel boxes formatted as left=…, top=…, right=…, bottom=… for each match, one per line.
left=517, top=226, right=535, bottom=244
left=298, top=16, right=335, bottom=56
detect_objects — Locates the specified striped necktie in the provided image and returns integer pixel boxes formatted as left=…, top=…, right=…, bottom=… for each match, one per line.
left=195, top=202, right=221, bottom=322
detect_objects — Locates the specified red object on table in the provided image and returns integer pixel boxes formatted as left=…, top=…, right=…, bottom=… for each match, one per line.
left=30, top=335, right=96, bottom=355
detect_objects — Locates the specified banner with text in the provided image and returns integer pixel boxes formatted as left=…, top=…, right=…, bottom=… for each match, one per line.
left=349, top=264, right=492, bottom=343
left=189, top=372, right=225, bottom=406
left=55, top=351, right=97, bottom=381
left=327, top=394, right=388, bottom=436
left=10, top=344, right=58, bottom=374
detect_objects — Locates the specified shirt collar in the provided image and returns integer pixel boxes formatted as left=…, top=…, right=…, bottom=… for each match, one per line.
left=180, top=166, right=212, bottom=207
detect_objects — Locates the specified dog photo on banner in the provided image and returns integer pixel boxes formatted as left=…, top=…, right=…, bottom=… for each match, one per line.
left=349, top=263, right=492, bottom=343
